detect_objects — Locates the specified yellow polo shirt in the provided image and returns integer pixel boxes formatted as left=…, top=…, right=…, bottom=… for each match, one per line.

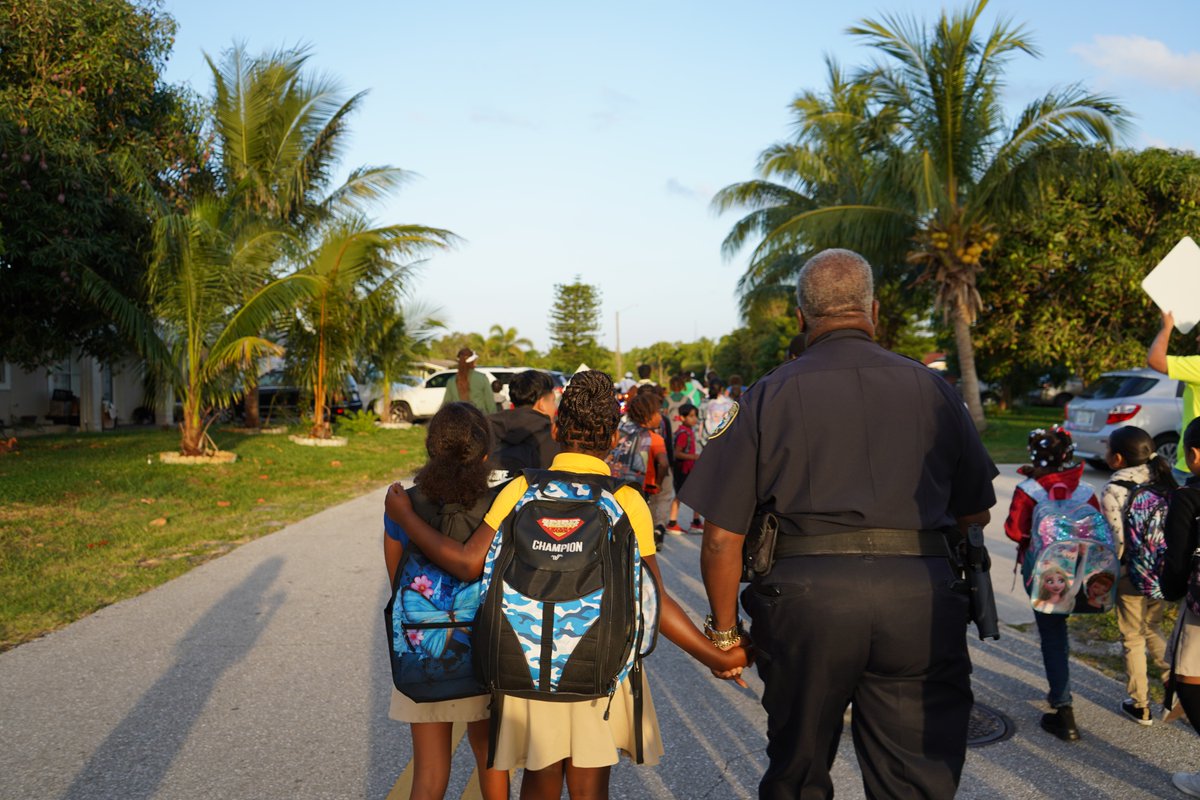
left=482, top=452, right=656, bottom=556
left=1168, top=355, right=1200, bottom=472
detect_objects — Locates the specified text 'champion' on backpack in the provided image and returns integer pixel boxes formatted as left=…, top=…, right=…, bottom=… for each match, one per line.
left=472, top=470, right=660, bottom=765
left=606, top=419, right=652, bottom=488
left=1113, top=480, right=1171, bottom=600
left=384, top=487, right=494, bottom=703
left=1019, top=479, right=1119, bottom=616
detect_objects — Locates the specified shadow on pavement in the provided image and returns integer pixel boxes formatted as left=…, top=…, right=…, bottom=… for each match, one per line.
left=60, top=557, right=286, bottom=800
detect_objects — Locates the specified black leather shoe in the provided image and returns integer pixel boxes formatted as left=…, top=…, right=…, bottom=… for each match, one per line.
left=1040, top=706, right=1081, bottom=741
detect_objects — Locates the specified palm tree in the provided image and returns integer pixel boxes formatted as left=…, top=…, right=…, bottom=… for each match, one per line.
left=733, top=0, right=1127, bottom=428
left=286, top=218, right=455, bottom=438
left=85, top=195, right=316, bottom=455
left=485, top=325, right=533, bottom=362
left=713, top=58, right=924, bottom=350
left=358, top=300, right=444, bottom=422
left=207, top=44, right=409, bottom=426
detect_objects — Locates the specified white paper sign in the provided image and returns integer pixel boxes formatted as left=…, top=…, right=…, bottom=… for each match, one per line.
left=1142, top=236, right=1200, bottom=334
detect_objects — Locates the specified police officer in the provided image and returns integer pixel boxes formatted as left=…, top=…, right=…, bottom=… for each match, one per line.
left=680, top=249, right=997, bottom=800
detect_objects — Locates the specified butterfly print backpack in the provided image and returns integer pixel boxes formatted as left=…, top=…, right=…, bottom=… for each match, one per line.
left=473, top=470, right=660, bottom=764
left=384, top=486, right=496, bottom=702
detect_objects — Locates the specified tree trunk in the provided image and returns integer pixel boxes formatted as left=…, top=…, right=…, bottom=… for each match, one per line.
left=180, top=395, right=204, bottom=456
left=311, top=295, right=329, bottom=438
left=243, top=381, right=260, bottom=428
left=381, top=366, right=392, bottom=422
left=952, top=300, right=987, bottom=432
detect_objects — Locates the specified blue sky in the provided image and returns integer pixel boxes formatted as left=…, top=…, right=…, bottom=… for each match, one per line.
left=159, top=0, right=1200, bottom=352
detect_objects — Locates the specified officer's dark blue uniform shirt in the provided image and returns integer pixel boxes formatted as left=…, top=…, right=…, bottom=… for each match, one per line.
left=680, top=329, right=998, bottom=536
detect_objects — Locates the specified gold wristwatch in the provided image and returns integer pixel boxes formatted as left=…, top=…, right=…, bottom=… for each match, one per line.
left=704, top=614, right=745, bottom=649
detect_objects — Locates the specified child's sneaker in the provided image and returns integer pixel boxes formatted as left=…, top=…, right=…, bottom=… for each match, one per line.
left=1121, top=699, right=1153, bottom=726
left=665, top=523, right=685, bottom=535
left=688, top=519, right=704, bottom=534
left=654, top=525, right=665, bottom=547
left=1173, top=772, right=1200, bottom=798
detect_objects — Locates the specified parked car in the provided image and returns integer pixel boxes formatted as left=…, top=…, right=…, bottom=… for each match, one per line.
left=238, top=370, right=363, bottom=423
left=1062, top=368, right=1183, bottom=469
left=357, top=371, right=422, bottom=419
left=375, top=367, right=556, bottom=422
left=1027, top=373, right=1085, bottom=407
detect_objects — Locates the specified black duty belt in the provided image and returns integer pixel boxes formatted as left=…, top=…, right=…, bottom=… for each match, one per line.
left=774, top=528, right=952, bottom=558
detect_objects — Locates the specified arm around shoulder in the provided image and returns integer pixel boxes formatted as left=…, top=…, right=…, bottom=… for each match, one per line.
left=384, top=484, right=493, bottom=580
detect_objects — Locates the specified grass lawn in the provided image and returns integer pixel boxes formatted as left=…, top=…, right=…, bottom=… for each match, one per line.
left=979, top=405, right=1067, bottom=462
left=0, top=422, right=426, bottom=651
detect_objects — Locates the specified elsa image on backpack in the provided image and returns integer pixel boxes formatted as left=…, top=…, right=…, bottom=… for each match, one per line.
left=385, top=371, right=751, bottom=800
left=382, top=402, right=509, bottom=800
left=1100, top=425, right=1177, bottom=726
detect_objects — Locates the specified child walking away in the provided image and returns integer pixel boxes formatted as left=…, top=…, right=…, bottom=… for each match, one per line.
left=666, top=403, right=702, bottom=534
left=382, top=403, right=509, bottom=800
left=611, top=391, right=672, bottom=544
left=1101, top=425, right=1176, bottom=725
left=386, top=371, right=751, bottom=800
left=1003, top=426, right=1105, bottom=741
left=1160, top=419, right=1200, bottom=797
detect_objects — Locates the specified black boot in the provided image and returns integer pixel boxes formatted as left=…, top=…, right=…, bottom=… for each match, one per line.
left=1040, top=706, right=1081, bottom=741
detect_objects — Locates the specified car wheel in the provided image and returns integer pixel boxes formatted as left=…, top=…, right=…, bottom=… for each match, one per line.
left=1154, top=433, right=1179, bottom=465
left=390, top=401, right=414, bottom=423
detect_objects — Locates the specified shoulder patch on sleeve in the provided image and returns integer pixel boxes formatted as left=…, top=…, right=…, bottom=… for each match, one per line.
left=707, top=401, right=739, bottom=440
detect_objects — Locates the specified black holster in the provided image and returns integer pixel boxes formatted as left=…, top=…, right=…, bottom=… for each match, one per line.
left=742, top=512, right=779, bottom=581
left=956, top=523, right=1000, bottom=641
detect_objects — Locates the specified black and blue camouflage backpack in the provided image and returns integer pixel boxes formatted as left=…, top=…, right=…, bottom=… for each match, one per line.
left=472, top=470, right=661, bottom=764
left=384, top=486, right=496, bottom=702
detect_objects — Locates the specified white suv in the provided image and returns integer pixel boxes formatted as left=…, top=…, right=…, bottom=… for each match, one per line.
left=372, top=367, right=535, bottom=422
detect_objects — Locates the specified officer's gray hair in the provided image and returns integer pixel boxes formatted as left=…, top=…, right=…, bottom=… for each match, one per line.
left=795, top=249, right=874, bottom=320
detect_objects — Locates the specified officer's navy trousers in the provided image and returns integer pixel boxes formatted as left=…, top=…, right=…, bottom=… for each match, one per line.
left=742, top=554, right=973, bottom=800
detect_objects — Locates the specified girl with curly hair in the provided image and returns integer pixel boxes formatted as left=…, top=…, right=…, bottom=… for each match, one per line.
left=386, top=371, right=750, bottom=799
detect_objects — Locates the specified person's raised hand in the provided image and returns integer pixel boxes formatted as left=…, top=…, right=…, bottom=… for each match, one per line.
left=1162, top=309, right=1176, bottom=332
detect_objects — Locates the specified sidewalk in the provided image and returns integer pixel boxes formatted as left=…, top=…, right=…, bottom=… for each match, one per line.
left=0, top=470, right=1194, bottom=799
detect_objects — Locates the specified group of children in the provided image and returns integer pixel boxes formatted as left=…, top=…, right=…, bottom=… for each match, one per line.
left=1005, top=418, right=1200, bottom=794
left=614, top=371, right=741, bottom=540
left=382, top=371, right=751, bottom=800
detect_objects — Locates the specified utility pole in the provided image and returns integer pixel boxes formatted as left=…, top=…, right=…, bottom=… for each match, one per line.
left=614, top=310, right=623, bottom=379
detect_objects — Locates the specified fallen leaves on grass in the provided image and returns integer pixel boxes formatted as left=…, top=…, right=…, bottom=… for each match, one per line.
left=256, top=498, right=265, bottom=504
left=330, top=460, right=342, bottom=468
left=139, top=498, right=155, bottom=505
left=216, top=500, right=231, bottom=508
left=149, top=517, right=168, bottom=527
left=86, top=540, right=109, bottom=549
left=258, top=474, right=269, bottom=480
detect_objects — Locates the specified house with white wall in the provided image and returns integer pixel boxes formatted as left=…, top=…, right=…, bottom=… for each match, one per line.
left=0, top=353, right=173, bottom=433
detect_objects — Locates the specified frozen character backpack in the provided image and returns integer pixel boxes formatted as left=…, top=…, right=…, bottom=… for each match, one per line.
left=1019, top=479, right=1118, bottom=615
left=606, top=419, right=652, bottom=489
left=1113, top=480, right=1172, bottom=600
left=472, top=470, right=660, bottom=765
left=384, top=486, right=495, bottom=702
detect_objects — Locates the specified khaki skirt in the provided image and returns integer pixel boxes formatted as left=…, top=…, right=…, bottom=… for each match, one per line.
left=1169, top=603, right=1200, bottom=677
left=490, top=673, right=664, bottom=772
left=388, top=688, right=490, bottom=724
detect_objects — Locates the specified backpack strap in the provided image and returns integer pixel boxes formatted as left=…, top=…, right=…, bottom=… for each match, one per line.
left=1018, top=478, right=1048, bottom=503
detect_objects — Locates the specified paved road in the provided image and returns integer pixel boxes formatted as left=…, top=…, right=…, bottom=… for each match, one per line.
left=0, top=466, right=1193, bottom=799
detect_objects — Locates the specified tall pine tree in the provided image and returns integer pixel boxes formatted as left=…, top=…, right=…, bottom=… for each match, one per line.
left=548, top=278, right=610, bottom=373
